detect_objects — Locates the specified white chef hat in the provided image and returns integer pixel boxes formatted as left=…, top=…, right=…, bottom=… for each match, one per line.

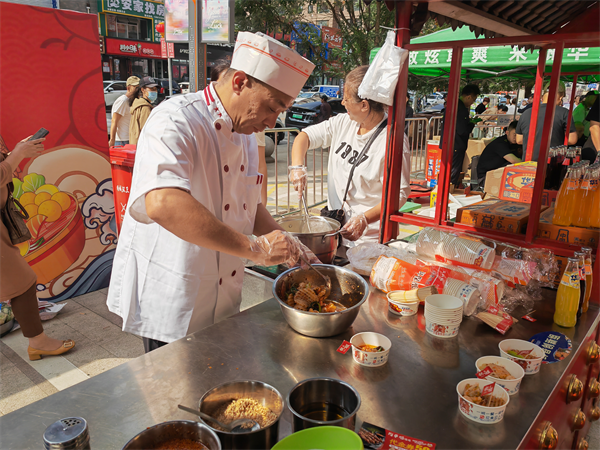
left=231, top=32, right=315, bottom=99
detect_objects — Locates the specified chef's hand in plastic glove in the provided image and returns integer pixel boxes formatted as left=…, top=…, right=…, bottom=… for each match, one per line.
left=340, top=213, right=368, bottom=241
left=288, top=165, right=307, bottom=197
left=248, top=230, right=297, bottom=267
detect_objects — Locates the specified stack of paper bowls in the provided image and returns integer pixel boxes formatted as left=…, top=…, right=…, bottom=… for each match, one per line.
left=424, top=294, right=464, bottom=339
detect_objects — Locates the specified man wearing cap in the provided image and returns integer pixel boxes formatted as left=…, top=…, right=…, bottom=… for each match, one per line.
left=107, top=33, right=317, bottom=352
left=573, top=91, right=598, bottom=147
left=108, top=76, right=139, bottom=148
left=129, top=76, right=158, bottom=145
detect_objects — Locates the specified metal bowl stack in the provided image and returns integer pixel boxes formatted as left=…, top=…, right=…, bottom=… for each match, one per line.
left=273, top=265, right=369, bottom=338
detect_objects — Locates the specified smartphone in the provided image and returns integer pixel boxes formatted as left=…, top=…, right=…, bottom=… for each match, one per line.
left=29, top=128, right=50, bottom=141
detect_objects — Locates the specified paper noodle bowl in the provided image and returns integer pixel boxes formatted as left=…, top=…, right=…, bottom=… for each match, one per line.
left=350, top=332, right=391, bottom=367
left=475, top=356, right=525, bottom=395
left=456, top=378, right=509, bottom=424
left=499, top=339, right=544, bottom=375
left=425, top=317, right=461, bottom=338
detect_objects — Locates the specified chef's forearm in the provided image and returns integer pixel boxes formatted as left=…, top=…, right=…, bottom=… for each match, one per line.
left=145, top=188, right=256, bottom=260
left=253, top=203, right=284, bottom=236
left=364, top=204, right=381, bottom=224
left=291, top=132, right=310, bottom=166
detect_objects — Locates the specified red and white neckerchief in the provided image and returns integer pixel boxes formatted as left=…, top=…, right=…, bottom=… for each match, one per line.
left=202, top=83, right=233, bottom=131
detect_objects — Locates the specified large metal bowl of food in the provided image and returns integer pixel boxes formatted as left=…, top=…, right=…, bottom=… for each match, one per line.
left=122, top=420, right=221, bottom=449
left=198, top=380, right=284, bottom=450
left=276, top=216, right=340, bottom=263
left=273, top=265, right=369, bottom=338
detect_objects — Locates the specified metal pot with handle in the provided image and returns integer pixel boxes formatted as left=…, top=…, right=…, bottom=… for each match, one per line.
left=276, top=216, right=340, bottom=263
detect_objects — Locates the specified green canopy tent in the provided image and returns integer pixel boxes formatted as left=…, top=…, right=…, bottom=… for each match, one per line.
left=370, top=26, right=600, bottom=83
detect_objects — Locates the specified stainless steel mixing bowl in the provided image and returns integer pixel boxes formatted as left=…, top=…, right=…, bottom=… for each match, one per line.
left=276, top=216, right=340, bottom=264
left=122, top=420, right=221, bottom=449
left=273, top=265, right=369, bottom=338
left=198, top=380, right=284, bottom=450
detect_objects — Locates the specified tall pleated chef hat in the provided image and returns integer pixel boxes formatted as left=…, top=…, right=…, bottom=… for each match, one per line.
left=231, top=32, right=315, bottom=99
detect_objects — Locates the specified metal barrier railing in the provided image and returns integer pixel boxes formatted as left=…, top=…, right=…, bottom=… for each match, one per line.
left=428, top=116, right=444, bottom=140
left=265, top=126, right=327, bottom=217
left=406, top=117, right=429, bottom=176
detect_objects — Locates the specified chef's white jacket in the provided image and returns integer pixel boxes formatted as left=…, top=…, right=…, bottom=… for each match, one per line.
left=303, top=113, right=411, bottom=246
left=107, top=84, right=263, bottom=343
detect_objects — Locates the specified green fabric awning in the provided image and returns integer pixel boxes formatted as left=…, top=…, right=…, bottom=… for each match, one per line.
left=370, top=27, right=600, bottom=82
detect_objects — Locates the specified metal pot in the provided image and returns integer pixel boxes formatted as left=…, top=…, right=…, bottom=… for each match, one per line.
left=276, top=216, right=340, bottom=263
left=198, top=380, right=284, bottom=450
left=287, top=378, right=361, bottom=432
left=122, top=420, right=221, bottom=449
left=273, top=265, right=369, bottom=338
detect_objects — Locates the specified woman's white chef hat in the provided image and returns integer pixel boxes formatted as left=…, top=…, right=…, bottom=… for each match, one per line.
left=231, top=32, right=315, bottom=99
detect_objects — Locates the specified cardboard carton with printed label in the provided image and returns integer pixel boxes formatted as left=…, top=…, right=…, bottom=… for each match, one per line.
left=456, top=198, right=547, bottom=233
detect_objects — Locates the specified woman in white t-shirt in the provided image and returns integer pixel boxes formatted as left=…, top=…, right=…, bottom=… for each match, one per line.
left=289, top=66, right=411, bottom=248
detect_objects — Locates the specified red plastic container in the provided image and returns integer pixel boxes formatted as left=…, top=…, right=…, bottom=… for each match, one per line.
left=110, top=145, right=136, bottom=233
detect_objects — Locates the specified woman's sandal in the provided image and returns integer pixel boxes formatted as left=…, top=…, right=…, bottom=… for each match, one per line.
left=27, top=339, right=75, bottom=361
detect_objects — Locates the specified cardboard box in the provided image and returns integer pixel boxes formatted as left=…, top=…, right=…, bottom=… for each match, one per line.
left=426, top=140, right=441, bottom=187
left=484, top=161, right=558, bottom=207
left=537, top=207, right=600, bottom=247
left=456, top=199, right=547, bottom=233
left=464, top=139, right=487, bottom=173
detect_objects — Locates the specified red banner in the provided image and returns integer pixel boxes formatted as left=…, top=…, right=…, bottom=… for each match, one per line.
left=105, top=38, right=164, bottom=59
left=167, top=42, right=174, bottom=59
left=160, top=38, right=167, bottom=58
left=322, top=26, right=342, bottom=49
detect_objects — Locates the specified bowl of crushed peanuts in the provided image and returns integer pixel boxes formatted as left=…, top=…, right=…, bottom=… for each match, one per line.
left=198, top=380, right=283, bottom=449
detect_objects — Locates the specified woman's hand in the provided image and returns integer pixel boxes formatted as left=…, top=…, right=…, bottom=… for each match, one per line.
left=13, top=136, right=45, bottom=159
left=340, top=213, right=368, bottom=241
left=288, top=165, right=307, bottom=197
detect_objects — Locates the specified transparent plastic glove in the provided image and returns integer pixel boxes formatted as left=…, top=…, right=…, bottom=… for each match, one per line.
left=340, top=213, right=368, bottom=241
left=288, top=165, right=307, bottom=197
left=248, top=230, right=297, bottom=267
left=293, top=238, right=322, bottom=268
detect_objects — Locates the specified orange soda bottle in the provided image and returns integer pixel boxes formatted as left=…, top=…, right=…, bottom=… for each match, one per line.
left=573, top=166, right=595, bottom=227
left=554, top=257, right=581, bottom=327
left=581, top=246, right=594, bottom=313
left=588, top=164, right=600, bottom=228
left=574, top=252, right=586, bottom=319
left=553, top=167, right=579, bottom=226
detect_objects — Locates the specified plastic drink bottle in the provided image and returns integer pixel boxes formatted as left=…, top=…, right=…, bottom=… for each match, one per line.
left=581, top=247, right=594, bottom=313
left=589, top=165, right=600, bottom=228
left=574, top=166, right=596, bottom=227
left=554, top=258, right=581, bottom=328
left=553, top=167, right=579, bottom=226
left=574, top=252, right=586, bottom=320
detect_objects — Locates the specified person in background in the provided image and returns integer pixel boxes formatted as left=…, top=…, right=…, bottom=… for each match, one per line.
left=109, top=76, right=139, bottom=148
left=475, top=97, right=490, bottom=115
left=317, top=95, right=333, bottom=123
left=0, top=135, right=75, bottom=360
left=476, top=121, right=521, bottom=187
left=129, top=76, right=158, bottom=145
left=516, top=80, right=577, bottom=161
left=289, top=66, right=411, bottom=250
left=518, top=95, right=534, bottom=113
left=518, top=98, right=529, bottom=113
left=573, top=91, right=598, bottom=147
left=506, top=98, right=518, bottom=115
left=439, top=84, right=481, bottom=186
left=405, top=93, right=414, bottom=134
left=210, top=59, right=231, bottom=83
left=583, top=94, right=600, bottom=161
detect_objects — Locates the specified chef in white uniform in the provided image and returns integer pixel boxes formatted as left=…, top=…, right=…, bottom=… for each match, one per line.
left=107, top=32, right=316, bottom=352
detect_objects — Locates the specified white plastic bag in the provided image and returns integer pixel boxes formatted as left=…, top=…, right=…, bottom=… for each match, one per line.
left=358, top=31, right=408, bottom=106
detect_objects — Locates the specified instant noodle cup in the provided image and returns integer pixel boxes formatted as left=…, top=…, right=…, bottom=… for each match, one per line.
left=350, top=332, right=391, bottom=367
left=499, top=339, right=544, bottom=375
left=475, top=356, right=525, bottom=395
left=456, top=378, right=510, bottom=424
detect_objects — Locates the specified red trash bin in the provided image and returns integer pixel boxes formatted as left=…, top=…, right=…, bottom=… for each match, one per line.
left=110, top=145, right=136, bottom=233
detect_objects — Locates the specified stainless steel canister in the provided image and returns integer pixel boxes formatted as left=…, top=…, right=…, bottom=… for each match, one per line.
left=43, top=417, right=90, bottom=450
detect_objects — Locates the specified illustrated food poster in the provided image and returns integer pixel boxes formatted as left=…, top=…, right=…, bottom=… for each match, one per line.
left=0, top=3, right=115, bottom=301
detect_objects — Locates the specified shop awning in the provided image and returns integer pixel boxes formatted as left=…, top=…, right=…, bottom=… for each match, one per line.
left=370, top=26, right=600, bottom=82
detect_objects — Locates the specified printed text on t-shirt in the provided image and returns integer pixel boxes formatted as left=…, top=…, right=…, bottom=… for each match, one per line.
left=334, top=142, right=369, bottom=166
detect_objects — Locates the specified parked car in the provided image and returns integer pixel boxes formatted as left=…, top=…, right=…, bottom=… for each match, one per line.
left=294, top=92, right=321, bottom=105
left=285, top=99, right=346, bottom=131
left=179, top=82, right=190, bottom=94
left=157, top=78, right=182, bottom=104
left=104, top=80, right=127, bottom=109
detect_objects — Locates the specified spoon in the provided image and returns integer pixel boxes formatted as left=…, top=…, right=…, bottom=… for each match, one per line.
left=297, top=254, right=332, bottom=297
left=177, top=404, right=260, bottom=433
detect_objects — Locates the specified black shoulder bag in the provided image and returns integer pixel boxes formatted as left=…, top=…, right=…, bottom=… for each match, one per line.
left=320, top=118, right=388, bottom=226
left=1, top=154, right=32, bottom=245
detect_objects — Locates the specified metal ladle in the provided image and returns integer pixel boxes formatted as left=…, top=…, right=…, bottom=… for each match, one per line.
left=177, top=404, right=260, bottom=433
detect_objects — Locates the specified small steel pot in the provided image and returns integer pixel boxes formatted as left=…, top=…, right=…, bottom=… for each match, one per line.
left=276, top=216, right=340, bottom=263
left=122, top=420, right=221, bottom=449
left=198, top=380, right=284, bottom=450
left=287, top=377, right=361, bottom=432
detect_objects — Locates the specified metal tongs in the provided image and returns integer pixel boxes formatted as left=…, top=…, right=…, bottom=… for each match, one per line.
left=297, top=253, right=332, bottom=298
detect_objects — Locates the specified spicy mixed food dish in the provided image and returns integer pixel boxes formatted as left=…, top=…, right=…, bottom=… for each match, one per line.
left=285, top=282, right=346, bottom=313
left=356, top=344, right=385, bottom=353
left=506, top=349, right=539, bottom=359
left=462, top=383, right=506, bottom=407
left=478, top=363, right=516, bottom=380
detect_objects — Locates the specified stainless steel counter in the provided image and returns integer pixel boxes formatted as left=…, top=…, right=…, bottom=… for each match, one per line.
left=1, top=286, right=599, bottom=449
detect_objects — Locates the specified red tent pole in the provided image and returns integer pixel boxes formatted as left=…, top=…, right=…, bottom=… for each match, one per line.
left=525, top=48, right=547, bottom=161
left=380, top=1, right=411, bottom=243
left=435, top=46, right=463, bottom=226
left=526, top=43, right=564, bottom=245
left=565, top=73, right=578, bottom=145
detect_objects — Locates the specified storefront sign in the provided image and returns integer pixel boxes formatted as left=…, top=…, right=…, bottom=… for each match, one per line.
left=105, top=38, right=163, bottom=59
left=165, top=0, right=188, bottom=42
left=201, top=0, right=234, bottom=43
left=322, top=26, right=342, bottom=49
left=99, top=0, right=166, bottom=42
left=175, top=43, right=189, bottom=59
